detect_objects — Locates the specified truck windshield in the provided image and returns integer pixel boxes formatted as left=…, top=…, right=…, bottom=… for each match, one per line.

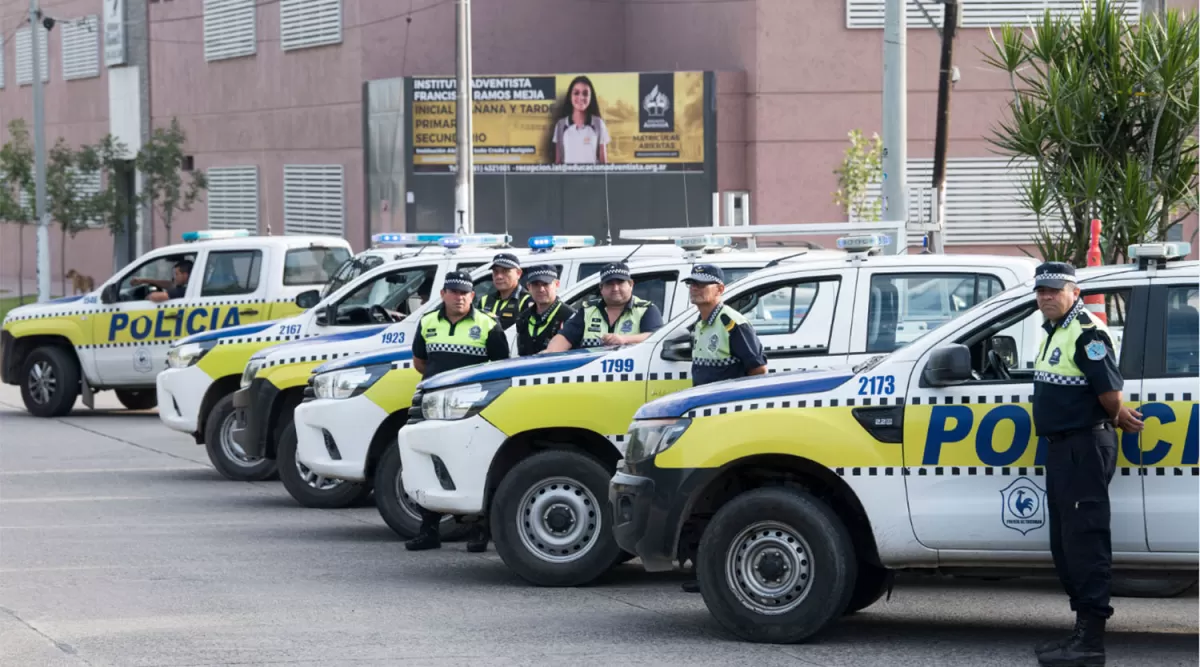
left=321, top=255, right=385, bottom=298
left=282, top=246, right=353, bottom=288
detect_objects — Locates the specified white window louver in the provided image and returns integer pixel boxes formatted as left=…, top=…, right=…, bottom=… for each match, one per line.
left=62, top=16, right=100, bottom=81
left=0, top=36, right=5, bottom=88
left=855, top=157, right=1043, bottom=246
left=15, top=25, right=49, bottom=85
left=283, top=165, right=344, bottom=236
left=207, top=166, right=260, bottom=231
left=204, top=0, right=257, bottom=62
left=73, top=168, right=103, bottom=227
left=280, top=0, right=342, bottom=51
left=846, top=0, right=1139, bottom=29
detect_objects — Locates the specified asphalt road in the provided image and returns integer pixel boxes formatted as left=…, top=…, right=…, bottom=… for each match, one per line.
left=0, top=386, right=1196, bottom=667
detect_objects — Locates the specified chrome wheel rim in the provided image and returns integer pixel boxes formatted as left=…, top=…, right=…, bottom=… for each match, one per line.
left=726, top=520, right=814, bottom=615
left=295, top=458, right=343, bottom=491
left=395, top=468, right=454, bottom=526
left=27, top=361, right=56, bottom=405
left=219, top=412, right=263, bottom=468
left=516, top=477, right=599, bottom=564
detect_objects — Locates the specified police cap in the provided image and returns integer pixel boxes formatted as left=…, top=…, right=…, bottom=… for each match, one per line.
left=524, top=264, right=558, bottom=285
left=442, top=271, right=474, bottom=293
left=1034, top=261, right=1076, bottom=290
left=683, top=263, right=725, bottom=286
left=599, top=262, right=633, bottom=284
left=490, top=253, right=521, bottom=270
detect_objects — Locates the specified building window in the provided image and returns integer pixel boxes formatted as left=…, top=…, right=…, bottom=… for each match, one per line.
left=207, top=166, right=260, bottom=231
left=283, top=164, right=344, bottom=236
left=204, top=0, right=257, bottom=62
left=845, top=0, right=1139, bottom=29
left=74, top=168, right=103, bottom=227
left=280, top=0, right=342, bottom=51
left=15, top=25, right=50, bottom=85
left=0, top=36, right=5, bottom=88
left=62, top=15, right=100, bottom=81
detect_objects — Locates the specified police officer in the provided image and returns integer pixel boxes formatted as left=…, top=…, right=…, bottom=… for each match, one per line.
left=406, top=271, right=511, bottom=553
left=679, top=263, right=768, bottom=593
left=516, top=264, right=575, bottom=356
left=544, top=262, right=663, bottom=351
left=1030, top=262, right=1143, bottom=667
left=477, top=252, right=531, bottom=330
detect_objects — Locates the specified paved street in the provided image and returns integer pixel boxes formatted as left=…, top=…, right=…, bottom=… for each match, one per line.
left=0, top=385, right=1196, bottom=667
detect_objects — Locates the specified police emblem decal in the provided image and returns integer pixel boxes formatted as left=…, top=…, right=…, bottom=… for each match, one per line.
left=999, top=477, right=1046, bottom=535
left=133, top=346, right=153, bottom=373
left=708, top=333, right=719, bottom=352
left=1085, top=340, right=1107, bottom=361
left=620, top=320, right=633, bottom=333
left=469, top=326, right=482, bottom=340
left=1048, top=348, right=1061, bottom=366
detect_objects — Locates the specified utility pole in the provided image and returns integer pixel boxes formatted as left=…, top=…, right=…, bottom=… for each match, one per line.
left=454, top=0, right=474, bottom=234
left=929, top=0, right=959, bottom=254
left=881, top=0, right=907, bottom=255
left=29, top=0, right=50, bottom=301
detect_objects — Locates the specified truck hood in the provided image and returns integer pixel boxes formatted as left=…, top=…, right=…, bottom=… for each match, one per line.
left=418, top=347, right=612, bottom=392
left=250, top=324, right=389, bottom=361
left=2, top=294, right=88, bottom=325
left=313, top=346, right=414, bottom=374
left=175, top=320, right=279, bottom=345
left=634, top=368, right=856, bottom=420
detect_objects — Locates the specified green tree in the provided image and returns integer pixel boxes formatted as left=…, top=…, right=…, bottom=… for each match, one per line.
left=833, top=129, right=884, bottom=222
left=136, top=118, right=207, bottom=245
left=46, top=139, right=99, bottom=295
left=77, top=134, right=134, bottom=238
left=0, top=120, right=35, bottom=301
left=985, top=0, right=1198, bottom=265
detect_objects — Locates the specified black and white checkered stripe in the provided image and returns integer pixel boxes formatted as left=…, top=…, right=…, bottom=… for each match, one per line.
left=389, top=360, right=414, bottom=370
left=1034, top=370, right=1088, bottom=386
left=260, top=351, right=357, bottom=369
left=600, top=267, right=631, bottom=282
left=831, top=466, right=1199, bottom=478
left=693, top=357, right=739, bottom=367
left=77, top=340, right=174, bottom=350
left=1037, top=273, right=1075, bottom=283
left=427, top=342, right=487, bottom=356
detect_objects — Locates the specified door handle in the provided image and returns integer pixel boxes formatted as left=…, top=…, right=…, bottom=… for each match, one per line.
left=240, top=308, right=260, bottom=316
left=162, top=312, right=179, bottom=319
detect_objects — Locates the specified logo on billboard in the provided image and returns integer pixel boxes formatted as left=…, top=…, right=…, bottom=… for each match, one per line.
left=638, top=73, right=675, bottom=132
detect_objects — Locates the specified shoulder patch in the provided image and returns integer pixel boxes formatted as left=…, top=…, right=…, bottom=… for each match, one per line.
left=1085, top=339, right=1108, bottom=361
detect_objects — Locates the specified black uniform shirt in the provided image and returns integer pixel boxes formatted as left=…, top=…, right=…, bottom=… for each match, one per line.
left=516, top=299, right=575, bottom=356
left=477, top=287, right=531, bottom=331
left=412, top=305, right=510, bottom=379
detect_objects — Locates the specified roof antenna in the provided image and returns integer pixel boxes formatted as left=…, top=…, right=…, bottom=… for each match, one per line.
left=620, top=243, right=646, bottom=265
left=603, top=170, right=613, bottom=245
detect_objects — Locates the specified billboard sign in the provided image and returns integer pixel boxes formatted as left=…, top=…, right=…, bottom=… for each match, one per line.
left=411, top=71, right=705, bottom=174
left=104, top=0, right=126, bottom=67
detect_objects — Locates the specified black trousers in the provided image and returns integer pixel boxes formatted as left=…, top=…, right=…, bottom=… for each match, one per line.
left=1045, top=423, right=1118, bottom=620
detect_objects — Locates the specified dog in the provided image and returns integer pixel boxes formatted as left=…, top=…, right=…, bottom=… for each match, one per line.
left=65, top=269, right=94, bottom=295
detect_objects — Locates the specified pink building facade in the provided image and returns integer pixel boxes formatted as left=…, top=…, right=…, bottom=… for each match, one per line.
left=0, top=0, right=1194, bottom=288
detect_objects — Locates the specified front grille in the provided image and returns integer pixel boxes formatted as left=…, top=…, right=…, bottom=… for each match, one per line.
left=407, top=391, right=424, bottom=425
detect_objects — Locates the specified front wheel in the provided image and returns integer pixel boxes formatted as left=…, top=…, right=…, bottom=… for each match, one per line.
left=116, top=389, right=157, bottom=411
left=489, top=450, right=622, bottom=587
left=20, top=346, right=80, bottom=417
left=203, top=394, right=278, bottom=482
left=697, top=487, right=857, bottom=644
left=374, top=440, right=469, bottom=540
left=278, top=421, right=371, bottom=508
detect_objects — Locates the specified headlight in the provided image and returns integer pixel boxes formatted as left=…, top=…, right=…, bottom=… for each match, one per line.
left=167, top=341, right=216, bottom=369
left=624, top=418, right=692, bottom=463
left=241, top=358, right=265, bottom=388
left=312, top=364, right=390, bottom=400
left=420, top=380, right=510, bottom=421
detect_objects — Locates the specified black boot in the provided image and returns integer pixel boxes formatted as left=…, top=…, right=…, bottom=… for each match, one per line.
left=1035, top=616, right=1085, bottom=656
left=405, top=510, right=443, bottom=551
left=466, top=523, right=489, bottom=553
left=681, top=580, right=701, bottom=593
left=1038, top=615, right=1105, bottom=667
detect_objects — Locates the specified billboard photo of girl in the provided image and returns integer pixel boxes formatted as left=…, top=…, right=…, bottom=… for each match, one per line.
left=551, top=75, right=610, bottom=165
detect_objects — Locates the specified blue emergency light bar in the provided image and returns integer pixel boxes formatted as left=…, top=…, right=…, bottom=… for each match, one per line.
left=181, top=230, right=252, bottom=242
left=371, top=232, right=511, bottom=248
left=528, top=235, right=597, bottom=251
left=440, top=233, right=511, bottom=249
left=676, top=234, right=735, bottom=251
left=837, top=234, right=891, bottom=251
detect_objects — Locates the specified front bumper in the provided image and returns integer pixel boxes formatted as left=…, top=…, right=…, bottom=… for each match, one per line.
left=231, top=378, right=279, bottom=460
left=398, top=415, right=507, bottom=515
left=293, top=395, right=389, bottom=482
left=610, top=461, right=711, bottom=573
left=156, top=365, right=214, bottom=434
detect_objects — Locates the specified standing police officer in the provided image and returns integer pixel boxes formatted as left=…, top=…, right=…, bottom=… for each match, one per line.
left=516, top=264, right=575, bottom=356
left=477, top=252, right=530, bottom=330
left=406, top=271, right=511, bottom=553
left=544, top=262, right=663, bottom=351
left=678, top=263, right=768, bottom=593
left=1031, top=262, right=1143, bottom=667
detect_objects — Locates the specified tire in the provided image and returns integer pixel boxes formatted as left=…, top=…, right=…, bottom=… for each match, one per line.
left=1111, top=575, right=1197, bottom=598
left=374, top=439, right=469, bottom=540
left=844, top=562, right=889, bottom=615
left=489, top=450, right=622, bottom=587
left=278, top=421, right=371, bottom=509
left=697, top=487, right=857, bottom=644
left=115, top=389, right=157, bottom=411
left=203, top=393, right=278, bottom=482
left=20, top=346, right=80, bottom=417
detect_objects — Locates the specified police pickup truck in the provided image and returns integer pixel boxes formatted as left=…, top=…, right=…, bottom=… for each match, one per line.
left=398, top=233, right=1042, bottom=587
left=2, top=230, right=351, bottom=417
left=157, top=233, right=553, bottom=481
left=233, top=235, right=685, bottom=495
left=610, top=243, right=1198, bottom=644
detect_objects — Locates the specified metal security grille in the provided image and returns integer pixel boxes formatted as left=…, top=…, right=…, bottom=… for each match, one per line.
left=846, top=0, right=1139, bottom=28
left=279, top=0, right=342, bottom=51
left=74, top=168, right=102, bottom=227
left=15, top=25, right=49, bottom=85
left=856, top=157, right=1042, bottom=246
left=207, top=166, right=260, bottom=231
left=62, top=15, right=100, bottom=81
left=204, top=0, right=257, bottom=62
left=283, top=165, right=344, bottom=236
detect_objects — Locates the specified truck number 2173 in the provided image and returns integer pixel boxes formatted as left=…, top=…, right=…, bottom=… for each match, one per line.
left=858, top=375, right=895, bottom=396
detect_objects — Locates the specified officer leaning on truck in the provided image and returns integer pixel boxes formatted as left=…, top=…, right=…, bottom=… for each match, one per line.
left=406, top=270, right=512, bottom=553
left=678, top=263, right=768, bottom=594
left=515, top=264, right=575, bottom=356
left=476, top=252, right=531, bottom=330
left=544, top=262, right=663, bottom=352
left=1030, top=262, right=1144, bottom=667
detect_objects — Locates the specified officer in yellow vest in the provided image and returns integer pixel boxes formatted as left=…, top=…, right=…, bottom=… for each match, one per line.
left=476, top=252, right=531, bottom=330
left=516, top=264, right=575, bottom=356
left=544, top=262, right=663, bottom=352
left=1030, top=262, right=1143, bottom=667
left=406, top=271, right=511, bottom=553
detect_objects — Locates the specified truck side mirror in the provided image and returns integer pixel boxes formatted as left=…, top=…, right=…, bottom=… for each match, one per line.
left=100, top=284, right=118, bottom=304
left=295, top=289, right=321, bottom=310
left=922, top=344, right=974, bottom=386
left=660, top=332, right=692, bottom=362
